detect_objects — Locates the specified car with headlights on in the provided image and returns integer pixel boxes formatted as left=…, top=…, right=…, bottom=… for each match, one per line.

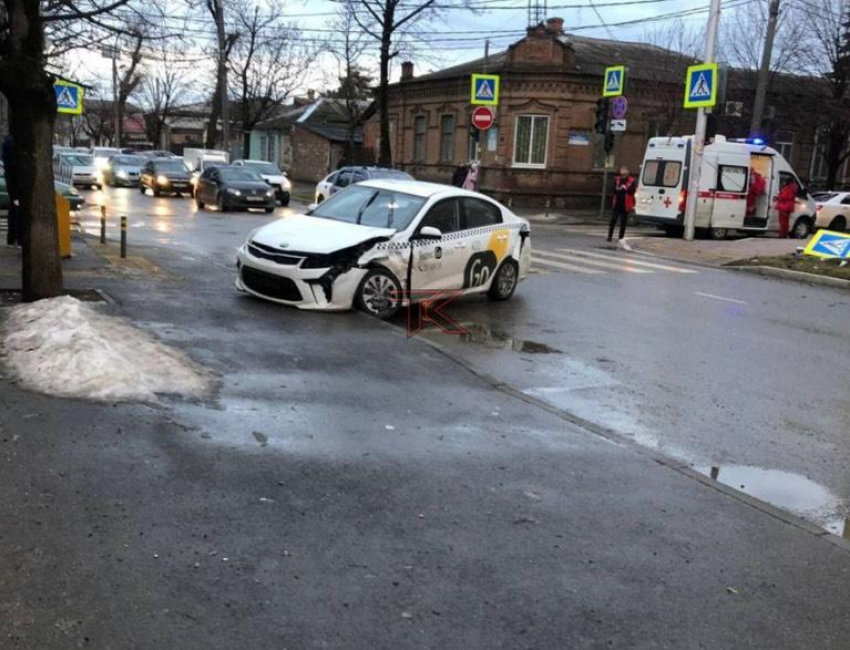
left=102, top=154, right=145, bottom=187
left=140, top=158, right=193, bottom=197
left=195, top=165, right=276, bottom=213
left=232, top=159, right=291, bottom=206
left=236, top=180, right=531, bottom=319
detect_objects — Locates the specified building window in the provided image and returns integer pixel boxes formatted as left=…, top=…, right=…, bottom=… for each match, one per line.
left=414, top=115, right=426, bottom=162
left=513, top=115, right=549, bottom=167
left=440, top=115, right=455, bottom=162
left=775, top=131, right=794, bottom=162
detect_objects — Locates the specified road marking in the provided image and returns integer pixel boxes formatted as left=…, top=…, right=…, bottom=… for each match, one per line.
left=531, top=255, right=604, bottom=274
left=695, top=292, right=748, bottom=305
left=536, top=249, right=653, bottom=273
left=557, top=248, right=698, bottom=273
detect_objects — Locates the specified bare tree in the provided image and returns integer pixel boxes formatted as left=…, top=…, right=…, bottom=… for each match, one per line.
left=228, top=4, right=317, bottom=158
left=0, top=0, right=143, bottom=299
left=328, top=7, right=373, bottom=163
left=344, top=0, right=454, bottom=166
left=204, top=0, right=237, bottom=150
left=139, top=35, right=193, bottom=150
left=115, top=29, right=145, bottom=146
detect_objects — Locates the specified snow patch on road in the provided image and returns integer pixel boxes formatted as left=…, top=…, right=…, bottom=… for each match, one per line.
left=2, top=296, right=213, bottom=402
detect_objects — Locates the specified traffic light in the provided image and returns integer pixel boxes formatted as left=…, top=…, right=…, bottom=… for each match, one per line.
left=594, top=98, right=610, bottom=134
left=604, top=131, right=615, bottom=153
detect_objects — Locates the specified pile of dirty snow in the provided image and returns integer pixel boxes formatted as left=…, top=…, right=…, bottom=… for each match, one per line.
left=2, top=296, right=212, bottom=402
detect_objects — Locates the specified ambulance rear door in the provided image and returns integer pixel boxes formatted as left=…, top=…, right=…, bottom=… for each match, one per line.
left=710, top=151, right=750, bottom=230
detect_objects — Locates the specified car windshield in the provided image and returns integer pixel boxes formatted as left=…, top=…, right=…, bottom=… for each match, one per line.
left=310, top=185, right=425, bottom=229
left=93, top=149, right=118, bottom=157
left=243, top=162, right=282, bottom=175
left=219, top=168, right=263, bottom=182
left=67, top=155, right=93, bottom=166
left=812, top=192, right=837, bottom=203
left=113, top=156, right=144, bottom=166
left=154, top=161, right=186, bottom=173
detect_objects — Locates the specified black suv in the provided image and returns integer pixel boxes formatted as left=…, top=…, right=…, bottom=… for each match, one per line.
left=140, top=159, right=193, bottom=197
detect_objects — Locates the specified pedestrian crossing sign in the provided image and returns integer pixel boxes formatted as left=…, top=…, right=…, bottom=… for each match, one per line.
left=470, top=74, right=500, bottom=106
left=602, top=65, right=625, bottom=97
left=54, top=80, right=83, bottom=115
left=803, top=229, right=850, bottom=259
left=684, top=63, right=718, bottom=109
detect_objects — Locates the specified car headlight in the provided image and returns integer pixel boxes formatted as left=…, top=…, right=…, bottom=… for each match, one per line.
left=227, top=188, right=241, bottom=196
left=282, top=179, right=291, bottom=190
left=157, top=175, right=169, bottom=185
left=266, top=189, right=275, bottom=197
left=117, top=170, right=128, bottom=179
left=70, top=187, right=79, bottom=196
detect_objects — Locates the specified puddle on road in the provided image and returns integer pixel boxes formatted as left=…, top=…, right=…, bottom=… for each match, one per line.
left=696, top=464, right=848, bottom=536
left=433, top=322, right=561, bottom=354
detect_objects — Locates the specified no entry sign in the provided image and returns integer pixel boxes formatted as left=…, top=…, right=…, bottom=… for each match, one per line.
left=471, top=106, right=495, bottom=131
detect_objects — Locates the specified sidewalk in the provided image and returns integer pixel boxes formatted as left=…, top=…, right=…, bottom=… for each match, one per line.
left=624, top=233, right=805, bottom=267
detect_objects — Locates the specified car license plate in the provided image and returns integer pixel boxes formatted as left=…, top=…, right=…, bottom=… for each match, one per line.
left=247, top=196, right=264, bottom=202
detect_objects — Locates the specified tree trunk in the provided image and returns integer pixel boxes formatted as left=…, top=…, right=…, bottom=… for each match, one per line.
left=378, top=19, right=392, bottom=166
left=10, top=84, right=64, bottom=301
left=243, top=130, right=251, bottom=159
left=206, top=83, right=221, bottom=149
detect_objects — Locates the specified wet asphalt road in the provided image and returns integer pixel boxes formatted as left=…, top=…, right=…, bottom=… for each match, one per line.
left=3, top=185, right=847, bottom=647
left=76, top=186, right=850, bottom=534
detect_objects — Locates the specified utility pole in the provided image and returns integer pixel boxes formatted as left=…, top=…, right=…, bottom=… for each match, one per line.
left=684, top=0, right=722, bottom=241
left=213, top=0, right=230, bottom=153
left=749, top=0, right=780, bottom=137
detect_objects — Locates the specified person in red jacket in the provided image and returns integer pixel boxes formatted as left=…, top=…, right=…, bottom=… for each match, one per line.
left=747, top=168, right=766, bottom=217
left=775, top=177, right=798, bottom=238
left=607, top=166, right=637, bottom=242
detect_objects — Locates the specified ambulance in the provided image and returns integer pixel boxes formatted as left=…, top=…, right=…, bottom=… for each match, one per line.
left=635, top=135, right=816, bottom=239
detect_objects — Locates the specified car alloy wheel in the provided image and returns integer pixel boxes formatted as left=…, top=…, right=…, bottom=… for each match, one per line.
left=792, top=218, right=811, bottom=239
left=488, top=259, right=518, bottom=301
left=710, top=227, right=728, bottom=240
left=356, top=269, right=401, bottom=319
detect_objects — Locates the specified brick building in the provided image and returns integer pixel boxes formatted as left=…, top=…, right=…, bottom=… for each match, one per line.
left=365, top=18, right=842, bottom=207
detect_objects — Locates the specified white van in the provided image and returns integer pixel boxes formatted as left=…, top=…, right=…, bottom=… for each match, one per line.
left=635, top=135, right=816, bottom=239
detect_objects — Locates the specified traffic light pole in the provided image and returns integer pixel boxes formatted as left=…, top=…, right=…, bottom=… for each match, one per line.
left=683, top=0, right=722, bottom=241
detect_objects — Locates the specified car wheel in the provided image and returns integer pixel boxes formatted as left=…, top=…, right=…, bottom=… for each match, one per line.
left=153, top=187, right=161, bottom=197
left=217, top=193, right=227, bottom=212
left=196, top=194, right=205, bottom=210
left=265, top=207, right=274, bottom=214
left=710, top=227, right=728, bottom=240
left=488, top=259, right=519, bottom=301
left=828, top=215, right=847, bottom=232
left=317, top=195, right=325, bottom=203
left=355, top=268, right=401, bottom=320
left=280, top=197, right=290, bottom=207
left=791, top=217, right=812, bottom=239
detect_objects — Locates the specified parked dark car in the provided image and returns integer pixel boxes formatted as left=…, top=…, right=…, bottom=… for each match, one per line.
left=103, top=155, right=145, bottom=187
left=140, top=159, right=193, bottom=197
left=195, top=166, right=276, bottom=213
left=0, top=164, right=83, bottom=210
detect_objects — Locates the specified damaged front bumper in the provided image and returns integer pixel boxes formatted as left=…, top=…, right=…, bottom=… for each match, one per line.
left=235, top=243, right=368, bottom=311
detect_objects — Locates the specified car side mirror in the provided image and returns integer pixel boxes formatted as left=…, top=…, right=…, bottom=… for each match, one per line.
left=417, top=226, right=442, bottom=240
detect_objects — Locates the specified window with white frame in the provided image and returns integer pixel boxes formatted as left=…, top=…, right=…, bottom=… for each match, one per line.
left=513, top=115, right=549, bottom=167
left=414, top=115, right=427, bottom=162
left=775, top=131, right=794, bottom=162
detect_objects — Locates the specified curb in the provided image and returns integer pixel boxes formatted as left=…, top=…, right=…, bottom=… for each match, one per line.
left=727, top=264, right=850, bottom=289
left=383, top=319, right=850, bottom=554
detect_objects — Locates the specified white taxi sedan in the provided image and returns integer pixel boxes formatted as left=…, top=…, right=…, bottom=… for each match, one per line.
left=813, top=191, right=850, bottom=232
left=235, top=180, right=532, bottom=318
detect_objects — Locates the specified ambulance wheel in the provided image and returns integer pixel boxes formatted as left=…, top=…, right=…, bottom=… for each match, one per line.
left=791, top=217, right=813, bottom=239
left=709, top=227, right=728, bottom=240
left=828, top=215, right=847, bottom=232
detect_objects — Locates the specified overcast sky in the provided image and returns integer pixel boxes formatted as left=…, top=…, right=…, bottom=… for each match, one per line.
left=68, top=0, right=754, bottom=103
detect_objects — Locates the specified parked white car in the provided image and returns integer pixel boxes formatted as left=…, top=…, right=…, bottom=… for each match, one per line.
left=813, top=191, right=850, bottom=232
left=232, top=160, right=291, bottom=206
left=57, top=153, right=100, bottom=189
left=315, top=166, right=414, bottom=204
left=236, top=180, right=531, bottom=318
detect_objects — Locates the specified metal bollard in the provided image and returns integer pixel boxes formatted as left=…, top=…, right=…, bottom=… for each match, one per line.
left=545, top=197, right=551, bottom=218
left=100, top=205, right=107, bottom=244
left=120, top=216, right=127, bottom=259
